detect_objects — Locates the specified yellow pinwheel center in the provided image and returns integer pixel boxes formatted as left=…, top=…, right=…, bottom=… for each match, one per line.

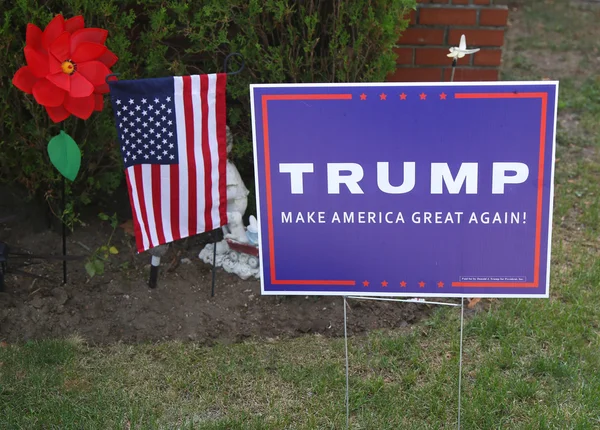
left=61, top=60, right=75, bottom=75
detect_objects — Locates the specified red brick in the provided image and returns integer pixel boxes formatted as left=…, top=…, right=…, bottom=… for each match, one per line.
left=442, top=68, right=498, bottom=81
left=479, top=8, right=509, bottom=26
left=415, top=48, right=470, bottom=66
left=448, top=29, right=504, bottom=46
left=387, top=67, right=443, bottom=82
left=398, top=28, right=445, bottom=45
left=394, top=47, right=414, bottom=65
left=419, top=8, right=477, bottom=25
left=417, top=0, right=449, bottom=3
left=474, top=0, right=491, bottom=4
left=452, top=0, right=470, bottom=4
left=473, top=49, right=502, bottom=66
left=404, top=9, right=417, bottom=25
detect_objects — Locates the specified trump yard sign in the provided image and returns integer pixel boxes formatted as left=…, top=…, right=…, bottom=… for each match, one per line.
left=250, top=81, right=558, bottom=298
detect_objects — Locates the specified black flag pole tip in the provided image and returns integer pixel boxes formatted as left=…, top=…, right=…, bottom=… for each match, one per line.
left=105, top=73, right=120, bottom=85
left=224, top=53, right=245, bottom=76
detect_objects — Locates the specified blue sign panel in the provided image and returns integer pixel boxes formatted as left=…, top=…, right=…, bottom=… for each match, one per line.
left=250, top=81, right=558, bottom=298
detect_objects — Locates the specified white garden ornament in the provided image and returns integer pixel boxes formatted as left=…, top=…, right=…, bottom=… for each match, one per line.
left=447, top=34, right=480, bottom=59
left=198, top=126, right=260, bottom=280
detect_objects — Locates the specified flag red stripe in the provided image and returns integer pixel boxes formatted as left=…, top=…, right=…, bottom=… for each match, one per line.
left=182, top=75, right=197, bottom=236
left=216, top=73, right=228, bottom=226
left=151, top=164, right=166, bottom=245
left=125, top=169, right=144, bottom=252
left=134, top=164, right=153, bottom=248
left=200, top=74, right=213, bottom=232
left=170, top=164, right=181, bottom=241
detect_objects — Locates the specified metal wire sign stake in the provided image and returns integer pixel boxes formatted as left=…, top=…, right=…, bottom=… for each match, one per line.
left=342, top=296, right=464, bottom=429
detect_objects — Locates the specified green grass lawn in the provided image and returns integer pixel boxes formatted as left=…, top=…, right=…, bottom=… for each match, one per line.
left=2, top=1, right=600, bottom=428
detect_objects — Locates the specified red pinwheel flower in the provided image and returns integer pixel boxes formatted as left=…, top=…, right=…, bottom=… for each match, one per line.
left=12, top=14, right=118, bottom=123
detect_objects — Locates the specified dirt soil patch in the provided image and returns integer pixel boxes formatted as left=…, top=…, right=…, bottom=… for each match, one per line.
left=0, top=186, right=432, bottom=345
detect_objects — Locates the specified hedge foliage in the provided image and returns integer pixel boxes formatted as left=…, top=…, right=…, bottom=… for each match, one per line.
left=1, top=0, right=415, bottom=217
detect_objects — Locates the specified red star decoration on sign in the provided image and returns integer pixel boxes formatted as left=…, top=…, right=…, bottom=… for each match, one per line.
left=362, top=280, right=369, bottom=287
left=419, top=93, right=427, bottom=100
left=379, top=93, right=387, bottom=100
left=439, top=92, right=447, bottom=100
left=437, top=281, right=444, bottom=288
left=400, top=93, right=407, bottom=100
left=381, top=280, right=388, bottom=287
left=360, top=93, right=367, bottom=101
left=418, top=281, right=425, bottom=288
left=400, top=281, right=407, bottom=287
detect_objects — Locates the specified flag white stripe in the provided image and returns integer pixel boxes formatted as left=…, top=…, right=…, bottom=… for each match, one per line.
left=208, top=74, right=221, bottom=227
left=126, top=166, right=149, bottom=251
left=141, top=164, right=159, bottom=247
left=192, top=75, right=206, bottom=234
left=161, top=164, right=173, bottom=243
left=174, top=76, right=189, bottom=239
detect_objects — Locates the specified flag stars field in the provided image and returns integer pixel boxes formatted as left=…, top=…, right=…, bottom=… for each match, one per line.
left=113, top=96, right=179, bottom=165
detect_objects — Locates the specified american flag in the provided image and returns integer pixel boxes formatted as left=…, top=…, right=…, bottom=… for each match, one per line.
left=108, top=73, right=229, bottom=253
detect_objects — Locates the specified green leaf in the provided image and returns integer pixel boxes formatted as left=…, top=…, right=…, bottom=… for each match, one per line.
left=47, top=131, right=81, bottom=181
left=109, top=246, right=119, bottom=255
left=85, top=262, right=96, bottom=277
left=110, top=213, right=118, bottom=229
left=94, top=260, right=105, bottom=275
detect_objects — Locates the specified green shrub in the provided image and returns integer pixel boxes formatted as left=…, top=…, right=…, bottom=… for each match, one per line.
left=1, top=0, right=415, bottom=220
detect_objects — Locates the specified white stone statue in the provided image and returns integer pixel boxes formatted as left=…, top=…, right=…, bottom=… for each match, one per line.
left=222, top=125, right=250, bottom=244
left=199, top=126, right=260, bottom=280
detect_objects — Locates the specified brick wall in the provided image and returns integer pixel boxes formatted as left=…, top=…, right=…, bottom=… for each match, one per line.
left=388, top=0, right=509, bottom=82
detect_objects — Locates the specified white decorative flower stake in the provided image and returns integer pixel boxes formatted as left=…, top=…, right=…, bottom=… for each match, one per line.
left=447, top=34, right=480, bottom=82
left=446, top=35, right=481, bottom=308
left=447, top=34, right=480, bottom=59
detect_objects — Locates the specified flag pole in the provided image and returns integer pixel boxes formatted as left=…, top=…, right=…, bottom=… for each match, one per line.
left=224, top=53, right=245, bottom=76
left=0, top=242, right=7, bottom=292
left=149, top=257, right=159, bottom=288
left=148, top=244, right=168, bottom=288
left=451, top=57, right=457, bottom=82
left=207, top=52, right=245, bottom=298
left=208, top=227, right=224, bottom=297
left=211, top=239, right=217, bottom=297
left=62, top=176, right=67, bottom=284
